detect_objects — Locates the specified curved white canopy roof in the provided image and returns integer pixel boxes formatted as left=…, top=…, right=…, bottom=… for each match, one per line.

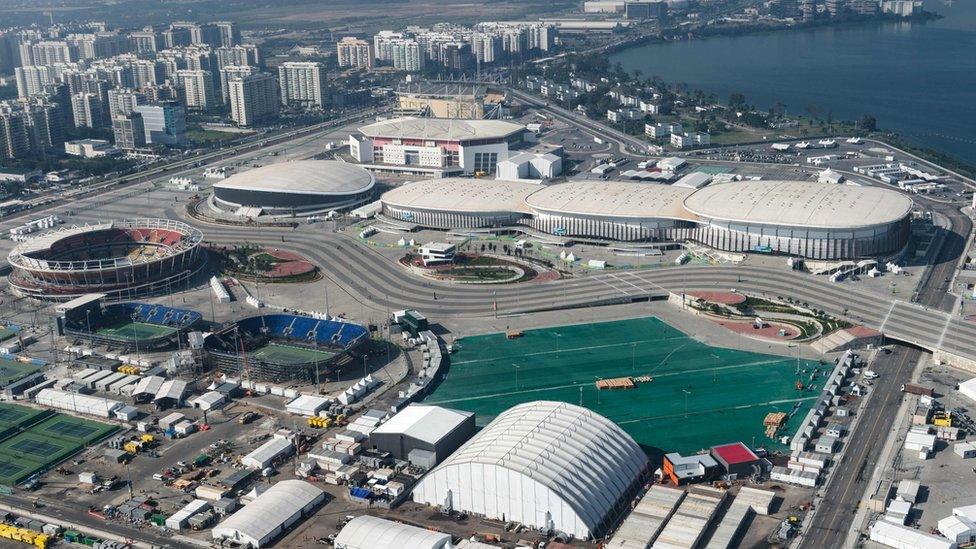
left=414, top=401, right=648, bottom=538
left=212, top=480, right=324, bottom=547
left=214, top=160, right=374, bottom=196
left=334, top=515, right=453, bottom=549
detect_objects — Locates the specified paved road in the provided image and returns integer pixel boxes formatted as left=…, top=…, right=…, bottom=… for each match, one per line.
left=184, top=219, right=976, bottom=362
left=0, top=107, right=383, bottom=227
left=799, top=200, right=968, bottom=548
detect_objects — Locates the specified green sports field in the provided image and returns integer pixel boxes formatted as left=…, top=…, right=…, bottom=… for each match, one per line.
left=0, top=403, right=117, bottom=487
left=0, top=356, right=43, bottom=388
left=250, top=343, right=335, bottom=365
left=425, top=317, right=826, bottom=455
left=95, top=319, right=176, bottom=342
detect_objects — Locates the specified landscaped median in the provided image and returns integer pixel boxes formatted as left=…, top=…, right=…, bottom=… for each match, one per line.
left=674, top=291, right=852, bottom=343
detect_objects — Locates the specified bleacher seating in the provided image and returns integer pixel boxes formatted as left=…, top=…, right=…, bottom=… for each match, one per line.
left=103, top=302, right=203, bottom=329
left=234, top=314, right=368, bottom=350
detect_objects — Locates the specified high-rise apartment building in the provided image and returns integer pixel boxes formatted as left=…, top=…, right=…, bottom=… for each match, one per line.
left=228, top=72, right=278, bottom=127
left=177, top=69, right=218, bottom=111
left=337, top=37, right=373, bottom=69
left=14, top=66, right=59, bottom=98
left=277, top=61, right=327, bottom=109
left=71, top=92, right=105, bottom=128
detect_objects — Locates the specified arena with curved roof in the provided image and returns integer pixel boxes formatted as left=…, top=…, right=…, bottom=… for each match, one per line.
left=210, top=160, right=375, bottom=217
left=683, top=180, right=914, bottom=259
left=412, top=400, right=649, bottom=540
left=379, top=178, right=914, bottom=260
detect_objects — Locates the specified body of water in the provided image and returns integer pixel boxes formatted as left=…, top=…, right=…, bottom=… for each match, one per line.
left=609, top=0, right=976, bottom=166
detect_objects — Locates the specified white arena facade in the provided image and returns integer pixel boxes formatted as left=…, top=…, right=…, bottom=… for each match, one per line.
left=380, top=178, right=914, bottom=260
left=210, top=160, right=375, bottom=217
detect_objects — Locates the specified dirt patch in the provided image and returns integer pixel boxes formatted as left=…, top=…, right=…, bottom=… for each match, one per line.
left=689, top=291, right=747, bottom=305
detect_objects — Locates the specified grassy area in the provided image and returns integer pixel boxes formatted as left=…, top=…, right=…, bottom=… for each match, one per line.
left=186, top=127, right=252, bottom=145
left=250, top=343, right=335, bottom=365
left=95, top=320, right=176, bottom=342
left=427, top=317, right=824, bottom=455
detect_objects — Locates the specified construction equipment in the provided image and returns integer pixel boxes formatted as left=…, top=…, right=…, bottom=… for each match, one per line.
left=0, top=524, right=50, bottom=548
left=307, top=416, right=332, bottom=429
left=933, top=411, right=953, bottom=427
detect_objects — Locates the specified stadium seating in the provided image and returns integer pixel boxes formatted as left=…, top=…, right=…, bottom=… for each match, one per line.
left=234, top=314, right=368, bottom=350
left=103, top=302, right=203, bottom=329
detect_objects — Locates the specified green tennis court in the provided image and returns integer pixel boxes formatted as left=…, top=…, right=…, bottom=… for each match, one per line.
left=0, top=357, right=43, bottom=388
left=250, top=343, right=335, bottom=365
left=0, top=433, right=80, bottom=472
left=0, top=403, right=51, bottom=430
left=95, top=319, right=176, bottom=342
left=426, top=317, right=826, bottom=455
left=30, top=415, right=117, bottom=446
left=0, top=403, right=117, bottom=487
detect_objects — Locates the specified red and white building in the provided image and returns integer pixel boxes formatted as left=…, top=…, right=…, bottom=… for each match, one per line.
left=350, top=117, right=526, bottom=176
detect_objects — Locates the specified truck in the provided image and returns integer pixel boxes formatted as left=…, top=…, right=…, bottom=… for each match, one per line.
left=901, top=383, right=935, bottom=397
left=238, top=411, right=257, bottom=424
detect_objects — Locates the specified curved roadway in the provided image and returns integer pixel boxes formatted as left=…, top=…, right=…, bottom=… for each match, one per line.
left=186, top=219, right=976, bottom=362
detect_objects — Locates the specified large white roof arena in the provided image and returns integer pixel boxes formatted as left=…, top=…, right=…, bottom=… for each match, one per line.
left=359, top=116, right=524, bottom=142
left=213, top=160, right=374, bottom=196
left=380, top=177, right=538, bottom=214
left=379, top=177, right=914, bottom=260
left=211, top=160, right=375, bottom=216
left=412, top=401, right=649, bottom=539
left=682, top=179, right=914, bottom=229
left=526, top=180, right=694, bottom=219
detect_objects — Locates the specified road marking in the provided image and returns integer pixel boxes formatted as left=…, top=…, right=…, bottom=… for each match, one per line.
left=592, top=275, right=633, bottom=296
left=608, top=272, right=650, bottom=293
left=878, top=300, right=900, bottom=333
left=936, top=313, right=954, bottom=350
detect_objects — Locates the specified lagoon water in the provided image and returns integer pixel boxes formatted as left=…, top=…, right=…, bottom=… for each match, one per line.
left=609, top=0, right=976, bottom=165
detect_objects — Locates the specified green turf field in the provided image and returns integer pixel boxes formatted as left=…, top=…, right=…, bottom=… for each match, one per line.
left=0, top=403, right=117, bottom=487
left=250, top=343, right=335, bottom=365
left=0, top=357, right=43, bottom=388
left=95, top=319, right=176, bottom=342
left=425, top=317, right=826, bottom=455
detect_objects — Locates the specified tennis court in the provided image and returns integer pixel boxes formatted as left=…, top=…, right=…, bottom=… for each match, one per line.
left=30, top=415, right=118, bottom=446
left=0, top=356, right=43, bottom=388
left=0, top=403, right=117, bottom=487
left=95, top=319, right=176, bottom=342
left=250, top=343, right=335, bottom=365
left=426, top=317, right=826, bottom=455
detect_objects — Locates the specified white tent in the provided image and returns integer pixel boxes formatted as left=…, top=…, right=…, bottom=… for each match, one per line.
left=959, top=378, right=976, bottom=403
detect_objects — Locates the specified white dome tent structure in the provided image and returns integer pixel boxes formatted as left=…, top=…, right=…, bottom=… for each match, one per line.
left=412, top=400, right=649, bottom=539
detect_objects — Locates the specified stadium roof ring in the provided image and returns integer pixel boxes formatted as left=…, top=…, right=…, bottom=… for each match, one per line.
left=6, top=218, right=205, bottom=302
